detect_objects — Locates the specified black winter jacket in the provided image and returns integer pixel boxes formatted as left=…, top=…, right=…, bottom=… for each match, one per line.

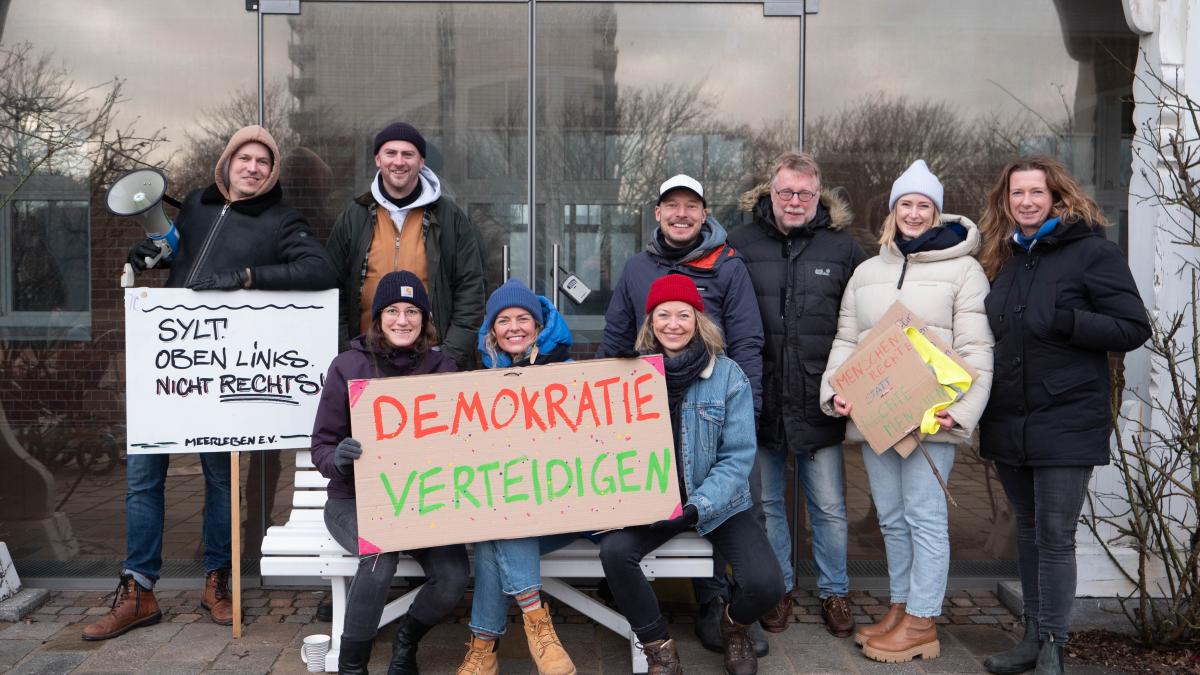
left=165, top=183, right=337, bottom=290
left=327, top=191, right=485, bottom=371
left=980, top=219, right=1150, bottom=467
left=728, top=189, right=867, bottom=455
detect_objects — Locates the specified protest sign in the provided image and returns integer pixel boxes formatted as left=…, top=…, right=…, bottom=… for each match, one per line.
left=124, top=288, right=338, bottom=454
left=350, top=356, right=681, bottom=553
left=858, top=301, right=979, bottom=456
left=830, top=324, right=950, bottom=456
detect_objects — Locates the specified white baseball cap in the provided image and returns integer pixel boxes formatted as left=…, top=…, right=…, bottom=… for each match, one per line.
left=657, top=174, right=706, bottom=206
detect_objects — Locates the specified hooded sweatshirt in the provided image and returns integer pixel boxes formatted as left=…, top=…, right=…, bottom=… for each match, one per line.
left=371, top=166, right=443, bottom=234
left=214, top=125, right=281, bottom=202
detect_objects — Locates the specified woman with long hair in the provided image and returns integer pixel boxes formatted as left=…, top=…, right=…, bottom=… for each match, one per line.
left=598, top=274, right=783, bottom=675
left=455, top=278, right=577, bottom=675
left=976, top=156, right=1150, bottom=675
left=820, top=160, right=994, bottom=663
left=311, top=270, right=470, bottom=674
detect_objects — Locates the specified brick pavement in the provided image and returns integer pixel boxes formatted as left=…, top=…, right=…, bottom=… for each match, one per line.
left=0, top=585, right=1126, bottom=673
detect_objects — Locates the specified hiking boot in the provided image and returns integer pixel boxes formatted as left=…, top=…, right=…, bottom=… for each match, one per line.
left=719, top=606, right=758, bottom=675
left=855, top=602, right=906, bottom=647
left=522, top=603, right=576, bottom=674
left=201, top=568, right=233, bottom=626
left=758, top=593, right=794, bottom=633
left=862, top=613, right=941, bottom=663
left=82, top=575, right=162, bottom=641
left=641, top=638, right=683, bottom=675
left=698, top=598, right=768, bottom=657
left=388, top=614, right=434, bottom=675
left=455, top=635, right=499, bottom=675
left=984, top=616, right=1040, bottom=674
left=820, top=595, right=855, bottom=638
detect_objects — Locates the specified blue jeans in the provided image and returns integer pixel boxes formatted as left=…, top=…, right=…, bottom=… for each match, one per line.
left=861, top=442, right=955, bottom=617
left=994, top=463, right=1093, bottom=642
left=760, top=443, right=849, bottom=597
left=123, top=452, right=231, bottom=588
left=469, top=534, right=577, bottom=637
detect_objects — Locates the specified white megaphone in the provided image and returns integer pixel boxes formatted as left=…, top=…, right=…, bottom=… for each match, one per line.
left=106, top=168, right=179, bottom=288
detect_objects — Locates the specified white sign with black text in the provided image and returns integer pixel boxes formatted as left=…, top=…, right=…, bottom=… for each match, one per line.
left=124, top=288, right=338, bottom=454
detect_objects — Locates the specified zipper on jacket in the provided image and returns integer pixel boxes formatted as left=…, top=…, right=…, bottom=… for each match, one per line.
left=184, top=202, right=232, bottom=287
left=393, top=234, right=401, bottom=271
left=896, top=255, right=910, bottom=289
left=781, top=239, right=793, bottom=319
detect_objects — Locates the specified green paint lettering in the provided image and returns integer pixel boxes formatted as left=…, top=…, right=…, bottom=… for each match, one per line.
left=545, top=459, right=573, bottom=500
left=476, top=461, right=500, bottom=508
left=503, top=457, right=529, bottom=503
left=453, top=465, right=479, bottom=509
left=418, top=466, right=445, bottom=515
left=380, top=470, right=418, bottom=517
left=530, top=459, right=543, bottom=505
left=644, top=447, right=672, bottom=493
left=616, top=450, right=641, bottom=493
left=574, top=457, right=585, bottom=496
left=590, top=452, right=615, bottom=496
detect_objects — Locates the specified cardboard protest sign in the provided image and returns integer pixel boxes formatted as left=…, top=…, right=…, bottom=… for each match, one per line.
left=829, top=324, right=950, bottom=457
left=349, top=357, right=681, bottom=553
left=125, top=288, right=337, bottom=454
left=857, top=301, right=980, bottom=456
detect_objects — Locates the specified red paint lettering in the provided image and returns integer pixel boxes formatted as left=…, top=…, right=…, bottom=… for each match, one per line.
left=633, top=373, right=660, bottom=421
left=544, top=383, right=578, bottom=432
left=491, top=388, right=520, bottom=429
left=373, top=395, right=407, bottom=440
left=413, top=393, right=448, bottom=439
left=451, top=391, right=489, bottom=434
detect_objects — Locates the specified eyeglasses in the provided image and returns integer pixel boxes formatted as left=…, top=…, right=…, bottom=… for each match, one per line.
left=774, top=188, right=818, bottom=202
left=382, top=307, right=423, bottom=320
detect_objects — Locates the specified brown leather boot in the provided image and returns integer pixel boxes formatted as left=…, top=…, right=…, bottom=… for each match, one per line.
left=522, top=603, right=576, bottom=675
left=861, top=613, right=941, bottom=662
left=455, top=635, right=499, bottom=675
left=201, top=568, right=233, bottom=626
left=854, top=602, right=906, bottom=646
left=758, top=592, right=794, bottom=633
left=820, top=595, right=855, bottom=638
left=82, top=575, right=162, bottom=641
left=641, top=638, right=683, bottom=675
left=720, top=605, right=758, bottom=675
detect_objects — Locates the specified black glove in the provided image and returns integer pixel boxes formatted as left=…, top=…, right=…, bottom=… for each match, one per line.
left=188, top=268, right=246, bottom=291
left=613, top=349, right=641, bottom=359
left=650, top=504, right=698, bottom=532
left=126, top=239, right=163, bottom=273
left=334, top=437, right=362, bottom=476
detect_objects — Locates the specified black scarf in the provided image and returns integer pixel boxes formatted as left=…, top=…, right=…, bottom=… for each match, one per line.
left=654, top=229, right=703, bottom=261
left=660, top=338, right=708, bottom=501
left=895, top=222, right=966, bottom=256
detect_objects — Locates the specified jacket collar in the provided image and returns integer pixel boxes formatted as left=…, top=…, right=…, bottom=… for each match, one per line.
left=880, top=213, right=981, bottom=263
left=200, top=181, right=282, bottom=216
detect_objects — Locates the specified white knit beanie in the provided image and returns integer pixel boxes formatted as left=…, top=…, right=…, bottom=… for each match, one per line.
left=889, top=159, right=944, bottom=211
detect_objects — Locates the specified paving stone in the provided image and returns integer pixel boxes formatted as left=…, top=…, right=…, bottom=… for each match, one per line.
left=0, top=639, right=40, bottom=668
left=72, top=640, right=160, bottom=672
left=105, top=621, right=184, bottom=644
left=243, top=598, right=269, bottom=608
left=0, top=588, right=52, bottom=622
left=143, top=622, right=233, bottom=668
left=969, top=615, right=999, bottom=625
left=0, top=620, right=66, bottom=640
left=172, top=613, right=201, bottom=624
left=7, top=650, right=90, bottom=675
left=942, top=624, right=1018, bottom=658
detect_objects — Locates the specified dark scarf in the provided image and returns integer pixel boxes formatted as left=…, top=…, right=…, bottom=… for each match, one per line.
left=654, top=229, right=703, bottom=261
left=376, top=172, right=424, bottom=210
left=660, top=338, right=708, bottom=502
left=895, top=222, right=966, bottom=256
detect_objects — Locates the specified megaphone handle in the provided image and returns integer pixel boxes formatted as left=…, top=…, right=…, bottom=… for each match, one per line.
left=145, top=248, right=166, bottom=270
left=121, top=263, right=135, bottom=288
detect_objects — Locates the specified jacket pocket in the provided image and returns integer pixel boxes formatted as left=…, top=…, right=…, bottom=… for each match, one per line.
left=1042, top=368, right=1098, bottom=395
left=802, top=360, right=828, bottom=420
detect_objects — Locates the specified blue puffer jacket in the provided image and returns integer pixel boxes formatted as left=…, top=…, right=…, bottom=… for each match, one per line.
left=476, top=295, right=572, bottom=367
left=679, top=355, right=756, bottom=535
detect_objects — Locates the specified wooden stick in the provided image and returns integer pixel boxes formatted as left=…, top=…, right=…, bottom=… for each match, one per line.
left=230, top=450, right=242, bottom=638
left=912, top=432, right=958, bottom=507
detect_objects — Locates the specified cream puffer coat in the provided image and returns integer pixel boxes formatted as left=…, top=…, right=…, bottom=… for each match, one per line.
left=819, top=214, right=994, bottom=446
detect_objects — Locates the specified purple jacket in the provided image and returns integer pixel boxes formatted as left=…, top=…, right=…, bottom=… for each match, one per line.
left=310, top=336, right=456, bottom=499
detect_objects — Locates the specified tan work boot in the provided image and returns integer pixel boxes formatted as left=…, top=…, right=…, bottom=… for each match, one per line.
left=82, top=575, right=162, bottom=641
left=455, top=635, right=499, bottom=675
left=862, top=612, right=941, bottom=662
left=854, top=602, right=906, bottom=647
left=642, top=638, right=683, bottom=675
left=201, top=568, right=233, bottom=626
left=522, top=603, right=576, bottom=675
left=719, top=605, right=759, bottom=675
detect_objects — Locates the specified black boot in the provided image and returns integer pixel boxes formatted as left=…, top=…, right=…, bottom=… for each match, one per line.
left=1032, top=639, right=1064, bottom=675
left=338, top=637, right=374, bottom=675
left=387, top=614, right=434, bottom=675
left=696, top=597, right=725, bottom=653
left=983, top=616, right=1040, bottom=674
left=748, top=622, right=769, bottom=657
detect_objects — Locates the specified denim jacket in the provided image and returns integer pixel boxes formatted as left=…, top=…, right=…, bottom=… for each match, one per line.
left=679, top=354, right=756, bottom=535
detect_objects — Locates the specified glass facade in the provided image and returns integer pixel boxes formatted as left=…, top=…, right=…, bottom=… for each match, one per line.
left=0, top=0, right=1135, bottom=576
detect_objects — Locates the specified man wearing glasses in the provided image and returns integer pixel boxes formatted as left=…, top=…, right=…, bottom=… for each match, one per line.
left=729, top=151, right=868, bottom=640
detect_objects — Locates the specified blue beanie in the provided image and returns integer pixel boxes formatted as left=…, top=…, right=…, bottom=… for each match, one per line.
left=485, top=279, right=542, bottom=330
left=372, top=271, right=431, bottom=321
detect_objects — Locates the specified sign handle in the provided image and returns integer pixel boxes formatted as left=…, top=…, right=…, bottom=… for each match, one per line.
left=230, top=450, right=243, bottom=638
left=910, top=432, right=958, bottom=507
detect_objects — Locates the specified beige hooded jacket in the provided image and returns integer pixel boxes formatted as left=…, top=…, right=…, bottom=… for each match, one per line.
left=213, top=125, right=281, bottom=202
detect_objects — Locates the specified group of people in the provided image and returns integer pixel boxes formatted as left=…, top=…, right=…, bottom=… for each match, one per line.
left=85, top=120, right=1150, bottom=675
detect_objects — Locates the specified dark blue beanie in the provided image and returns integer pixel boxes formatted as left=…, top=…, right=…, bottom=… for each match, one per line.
left=372, top=271, right=431, bottom=321
left=373, top=122, right=427, bottom=157
left=485, top=279, right=542, bottom=330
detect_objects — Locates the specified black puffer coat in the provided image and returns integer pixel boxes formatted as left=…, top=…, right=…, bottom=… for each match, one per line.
left=165, top=182, right=337, bottom=291
left=980, top=219, right=1150, bottom=467
left=728, top=188, right=867, bottom=455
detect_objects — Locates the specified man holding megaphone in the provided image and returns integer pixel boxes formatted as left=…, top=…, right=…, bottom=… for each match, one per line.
left=85, top=125, right=337, bottom=641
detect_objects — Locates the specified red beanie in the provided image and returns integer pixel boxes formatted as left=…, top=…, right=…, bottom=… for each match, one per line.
left=645, top=274, right=704, bottom=314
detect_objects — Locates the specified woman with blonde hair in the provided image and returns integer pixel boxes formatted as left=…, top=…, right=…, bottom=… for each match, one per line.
left=976, top=156, right=1149, bottom=675
left=820, top=160, right=993, bottom=664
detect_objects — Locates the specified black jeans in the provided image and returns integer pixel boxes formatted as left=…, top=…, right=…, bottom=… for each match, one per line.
left=325, top=497, right=470, bottom=642
left=693, top=455, right=765, bottom=605
left=994, top=463, right=1093, bottom=642
left=600, top=506, right=784, bottom=644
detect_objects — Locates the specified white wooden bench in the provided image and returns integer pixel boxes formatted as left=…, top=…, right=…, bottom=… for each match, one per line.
left=260, top=450, right=713, bottom=672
